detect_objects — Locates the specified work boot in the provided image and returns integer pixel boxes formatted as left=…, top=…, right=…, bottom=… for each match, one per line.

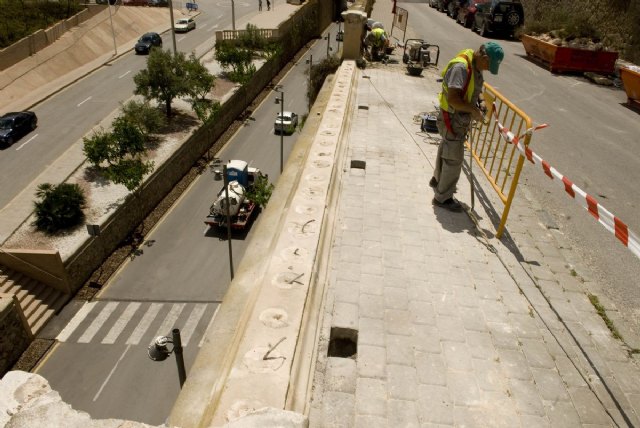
left=432, top=197, right=463, bottom=212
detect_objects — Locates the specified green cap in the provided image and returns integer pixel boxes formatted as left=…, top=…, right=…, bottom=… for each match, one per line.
left=484, top=41, right=504, bottom=75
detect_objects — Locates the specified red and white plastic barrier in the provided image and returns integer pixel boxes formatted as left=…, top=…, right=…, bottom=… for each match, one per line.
left=489, top=106, right=640, bottom=260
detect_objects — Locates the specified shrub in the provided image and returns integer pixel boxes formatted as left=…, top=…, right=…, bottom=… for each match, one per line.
left=307, top=55, right=341, bottom=107
left=33, top=183, right=86, bottom=233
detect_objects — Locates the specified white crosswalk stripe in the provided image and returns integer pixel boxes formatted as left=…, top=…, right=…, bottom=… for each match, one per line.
left=150, top=303, right=185, bottom=345
left=180, top=303, right=207, bottom=346
left=78, top=302, right=119, bottom=343
left=55, top=301, right=217, bottom=347
left=56, top=302, right=97, bottom=342
left=102, top=302, right=141, bottom=344
left=126, top=303, right=163, bottom=345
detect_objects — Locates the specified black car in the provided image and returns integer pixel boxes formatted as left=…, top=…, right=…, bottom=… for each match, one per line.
left=473, top=0, right=524, bottom=38
left=135, top=32, right=162, bottom=54
left=0, top=111, right=37, bottom=147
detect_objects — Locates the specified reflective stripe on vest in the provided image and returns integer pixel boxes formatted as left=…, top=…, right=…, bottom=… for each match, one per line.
left=438, top=49, right=475, bottom=113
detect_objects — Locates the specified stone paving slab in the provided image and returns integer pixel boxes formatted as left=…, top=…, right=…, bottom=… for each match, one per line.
left=308, top=63, right=640, bottom=427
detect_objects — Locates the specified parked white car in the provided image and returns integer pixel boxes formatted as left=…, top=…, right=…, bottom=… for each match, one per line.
left=274, top=111, right=298, bottom=135
left=174, top=17, right=196, bottom=32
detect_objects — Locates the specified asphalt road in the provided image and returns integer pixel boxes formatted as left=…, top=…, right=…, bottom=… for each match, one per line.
left=402, top=4, right=640, bottom=336
left=34, top=25, right=339, bottom=424
left=0, top=0, right=256, bottom=209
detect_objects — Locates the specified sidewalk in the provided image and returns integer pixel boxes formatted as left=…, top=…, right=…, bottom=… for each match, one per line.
left=305, top=59, right=640, bottom=426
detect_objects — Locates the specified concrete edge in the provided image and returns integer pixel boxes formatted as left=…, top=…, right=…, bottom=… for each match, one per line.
left=169, top=61, right=357, bottom=428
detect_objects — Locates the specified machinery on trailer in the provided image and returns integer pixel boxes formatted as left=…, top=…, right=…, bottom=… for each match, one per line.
left=204, top=160, right=264, bottom=230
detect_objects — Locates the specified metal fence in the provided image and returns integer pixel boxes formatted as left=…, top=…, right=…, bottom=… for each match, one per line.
left=465, top=82, right=533, bottom=239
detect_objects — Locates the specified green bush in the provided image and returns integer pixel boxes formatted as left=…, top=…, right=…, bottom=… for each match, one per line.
left=307, top=55, right=341, bottom=107
left=33, top=183, right=86, bottom=233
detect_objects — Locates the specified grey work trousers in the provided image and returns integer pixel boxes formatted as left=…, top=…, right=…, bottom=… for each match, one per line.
left=433, top=110, right=471, bottom=203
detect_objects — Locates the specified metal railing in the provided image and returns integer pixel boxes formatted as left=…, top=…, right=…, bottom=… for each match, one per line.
left=465, top=82, right=533, bottom=239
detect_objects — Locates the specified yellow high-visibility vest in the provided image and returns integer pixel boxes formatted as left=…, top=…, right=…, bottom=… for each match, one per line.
left=438, top=48, right=475, bottom=112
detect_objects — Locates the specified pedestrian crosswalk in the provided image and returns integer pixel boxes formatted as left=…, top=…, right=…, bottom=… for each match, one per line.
left=56, top=300, right=219, bottom=347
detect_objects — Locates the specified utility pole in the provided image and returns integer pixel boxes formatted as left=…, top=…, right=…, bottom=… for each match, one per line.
left=168, top=0, right=177, bottom=54
left=222, top=165, right=234, bottom=280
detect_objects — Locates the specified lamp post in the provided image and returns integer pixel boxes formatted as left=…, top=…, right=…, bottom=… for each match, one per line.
left=147, top=328, right=187, bottom=388
left=324, top=32, right=332, bottom=57
left=222, top=164, right=234, bottom=280
left=107, top=1, right=117, bottom=56
left=305, top=55, right=312, bottom=111
left=167, top=0, right=178, bottom=54
left=231, top=0, right=236, bottom=30
left=274, top=86, right=284, bottom=173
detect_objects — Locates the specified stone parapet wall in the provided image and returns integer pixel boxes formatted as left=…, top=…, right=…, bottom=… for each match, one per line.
left=0, top=296, right=32, bottom=375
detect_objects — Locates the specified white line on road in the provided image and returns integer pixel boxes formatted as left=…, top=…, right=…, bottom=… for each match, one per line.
left=77, top=96, right=92, bottom=107
left=180, top=304, right=207, bottom=346
left=151, top=303, right=185, bottom=344
left=178, top=36, right=186, bottom=42
left=208, top=24, right=219, bottom=32
left=199, top=305, right=220, bottom=347
left=78, top=301, right=119, bottom=343
left=101, top=302, right=141, bottom=344
left=93, top=345, right=130, bottom=402
left=15, top=134, right=38, bottom=151
left=57, top=302, right=97, bottom=342
left=126, top=303, right=163, bottom=345
left=118, top=70, right=131, bottom=79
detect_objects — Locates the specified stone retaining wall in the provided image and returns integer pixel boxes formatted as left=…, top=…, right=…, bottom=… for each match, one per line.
left=0, top=6, right=104, bottom=71
left=0, top=296, right=32, bottom=375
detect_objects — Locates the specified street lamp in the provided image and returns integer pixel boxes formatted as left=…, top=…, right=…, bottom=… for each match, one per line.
left=274, top=85, right=284, bottom=173
left=222, top=164, right=234, bottom=280
left=231, top=0, right=236, bottom=31
left=305, top=55, right=312, bottom=111
left=324, top=32, right=333, bottom=58
left=167, top=0, right=178, bottom=54
left=107, top=1, right=117, bottom=56
left=147, top=328, right=187, bottom=388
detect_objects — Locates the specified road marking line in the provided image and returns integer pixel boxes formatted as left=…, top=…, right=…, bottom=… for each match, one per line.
left=180, top=303, right=207, bottom=346
left=101, top=302, right=141, bottom=344
left=77, top=96, right=92, bottom=107
left=151, top=303, right=185, bottom=344
left=78, top=301, right=119, bottom=343
left=15, top=134, right=38, bottom=151
left=199, top=305, right=220, bottom=347
left=126, top=303, right=163, bottom=345
left=118, top=70, right=131, bottom=79
left=178, top=36, right=186, bottom=42
left=93, top=345, right=130, bottom=402
left=56, top=301, right=97, bottom=342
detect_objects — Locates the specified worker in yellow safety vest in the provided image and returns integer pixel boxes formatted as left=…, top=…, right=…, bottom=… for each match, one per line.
left=364, top=26, right=389, bottom=60
left=430, top=41, right=504, bottom=212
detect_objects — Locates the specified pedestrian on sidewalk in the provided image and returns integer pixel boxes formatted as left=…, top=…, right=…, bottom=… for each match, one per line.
left=259, top=0, right=262, bottom=11
left=430, top=41, right=504, bottom=212
left=266, top=0, right=271, bottom=10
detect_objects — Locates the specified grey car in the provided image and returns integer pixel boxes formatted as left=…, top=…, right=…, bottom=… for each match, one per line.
left=135, top=32, right=162, bottom=54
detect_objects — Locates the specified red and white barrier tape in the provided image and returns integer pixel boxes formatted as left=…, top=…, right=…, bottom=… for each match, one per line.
left=488, top=105, right=640, bottom=260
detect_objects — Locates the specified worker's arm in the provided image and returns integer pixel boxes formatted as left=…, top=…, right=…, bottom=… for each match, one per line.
left=447, top=87, right=484, bottom=121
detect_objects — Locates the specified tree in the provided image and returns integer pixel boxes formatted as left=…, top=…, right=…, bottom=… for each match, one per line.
left=245, top=174, right=274, bottom=208
left=83, top=116, right=154, bottom=192
left=134, top=49, right=190, bottom=118
left=184, top=53, right=216, bottom=102
left=214, top=42, right=256, bottom=84
left=119, top=100, right=166, bottom=137
left=33, top=183, right=86, bottom=233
